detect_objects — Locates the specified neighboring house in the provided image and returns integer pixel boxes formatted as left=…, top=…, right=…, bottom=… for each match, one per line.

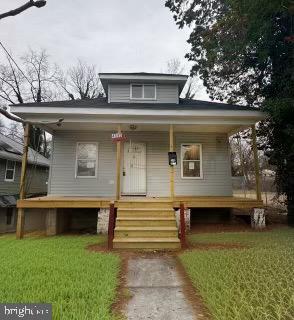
left=0, top=133, right=50, bottom=233
left=11, top=73, right=265, bottom=248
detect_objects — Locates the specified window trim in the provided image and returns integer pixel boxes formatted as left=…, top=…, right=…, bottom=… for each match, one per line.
left=75, top=142, right=98, bottom=179
left=180, top=143, right=203, bottom=180
left=4, top=160, right=16, bottom=182
left=130, top=83, right=157, bottom=100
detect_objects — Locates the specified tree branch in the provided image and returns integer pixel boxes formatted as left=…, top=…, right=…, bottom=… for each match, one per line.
left=0, top=1, right=46, bottom=20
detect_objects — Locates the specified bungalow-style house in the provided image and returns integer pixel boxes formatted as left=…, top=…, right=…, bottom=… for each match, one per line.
left=0, top=132, right=49, bottom=233
left=10, top=73, right=265, bottom=248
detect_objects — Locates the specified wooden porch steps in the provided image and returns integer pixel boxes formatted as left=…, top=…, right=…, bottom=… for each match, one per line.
left=113, top=237, right=180, bottom=249
left=115, top=226, right=178, bottom=238
left=117, top=208, right=174, bottom=217
left=113, top=200, right=180, bottom=250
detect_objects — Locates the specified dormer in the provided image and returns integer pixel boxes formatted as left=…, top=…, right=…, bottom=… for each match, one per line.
left=99, top=73, right=188, bottom=104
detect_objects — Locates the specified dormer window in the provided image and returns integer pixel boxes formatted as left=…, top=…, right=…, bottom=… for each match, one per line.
left=130, top=84, right=156, bottom=100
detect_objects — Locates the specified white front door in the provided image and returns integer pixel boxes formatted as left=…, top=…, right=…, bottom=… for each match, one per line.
left=122, top=142, right=147, bottom=195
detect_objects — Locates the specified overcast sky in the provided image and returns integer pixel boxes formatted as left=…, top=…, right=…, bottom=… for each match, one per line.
left=0, top=0, right=209, bottom=100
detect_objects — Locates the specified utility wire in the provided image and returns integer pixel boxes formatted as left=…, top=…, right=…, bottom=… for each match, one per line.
left=0, top=40, right=37, bottom=91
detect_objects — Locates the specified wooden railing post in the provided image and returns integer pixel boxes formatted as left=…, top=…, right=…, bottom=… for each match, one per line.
left=169, top=124, right=175, bottom=199
left=108, top=202, right=116, bottom=249
left=251, top=125, right=262, bottom=201
left=180, top=202, right=186, bottom=249
left=116, top=125, right=122, bottom=200
left=16, top=123, right=30, bottom=239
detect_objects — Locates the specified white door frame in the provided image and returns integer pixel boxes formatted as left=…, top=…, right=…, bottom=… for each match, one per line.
left=122, top=142, right=147, bottom=195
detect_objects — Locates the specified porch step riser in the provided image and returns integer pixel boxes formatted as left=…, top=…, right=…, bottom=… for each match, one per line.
left=116, top=220, right=177, bottom=227
left=117, top=202, right=172, bottom=209
left=117, top=212, right=174, bottom=218
left=115, top=230, right=178, bottom=238
left=113, top=242, right=180, bottom=249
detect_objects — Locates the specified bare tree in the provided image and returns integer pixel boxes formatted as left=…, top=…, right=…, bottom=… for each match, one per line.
left=7, top=121, right=23, bottom=141
left=0, top=48, right=63, bottom=157
left=166, top=58, right=185, bottom=74
left=0, top=117, right=6, bottom=134
left=0, top=49, right=61, bottom=105
left=0, top=1, right=46, bottom=20
left=184, top=78, right=197, bottom=99
left=58, top=60, right=104, bottom=100
left=22, top=49, right=61, bottom=102
left=165, top=58, right=199, bottom=99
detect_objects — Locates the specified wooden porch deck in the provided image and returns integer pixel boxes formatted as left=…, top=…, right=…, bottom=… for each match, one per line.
left=17, top=196, right=263, bottom=209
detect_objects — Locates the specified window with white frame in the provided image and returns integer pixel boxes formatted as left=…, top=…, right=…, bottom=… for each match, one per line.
left=76, top=143, right=98, bottom=178
left=181, top=144, right=203, bottom=179
left=130, top=84, right=156, bottom=99
left=5, top=160, right=16, bottom=181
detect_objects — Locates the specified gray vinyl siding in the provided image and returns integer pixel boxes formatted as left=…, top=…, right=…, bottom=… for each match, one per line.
left=49, top=131, right=117, bottom=196
left=109, top=83, right=179, bottom=104
left=0, top=158, right=48, bottom=196
left=49, top=131, right=232, bottom=197
left=174, top=133, right=232, bottom=196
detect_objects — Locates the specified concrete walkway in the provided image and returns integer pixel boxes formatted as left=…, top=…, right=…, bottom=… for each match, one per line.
left=125, top=256, right=197, bottom=320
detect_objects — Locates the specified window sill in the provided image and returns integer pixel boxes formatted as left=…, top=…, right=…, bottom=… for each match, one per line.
left=130, top=98, right=157, bottom=101
left=181, top=176, right=204, bottom=180
left=75, top=176, right=97, bottom=179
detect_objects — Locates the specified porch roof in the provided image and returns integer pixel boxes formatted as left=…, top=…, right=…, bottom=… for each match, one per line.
left=11, top=97, right=258, bottom=112
left=10, top=98, right=265, bottom=135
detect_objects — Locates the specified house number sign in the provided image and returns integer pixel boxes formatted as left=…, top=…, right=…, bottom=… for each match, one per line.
left=111, top=132, right=127, bottom=142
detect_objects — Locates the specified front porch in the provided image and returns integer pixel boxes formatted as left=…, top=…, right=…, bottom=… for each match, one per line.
left=17, top=195, right=264, bottom=249
left=17, top=195, right=263, bottom=209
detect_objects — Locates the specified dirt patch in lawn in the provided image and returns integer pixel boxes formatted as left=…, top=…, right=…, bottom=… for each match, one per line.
left=174, top=255, right=212, bottom=320
left=111, top=254, right=131, bottom=319
left=86, top=242, right=110, bottom=253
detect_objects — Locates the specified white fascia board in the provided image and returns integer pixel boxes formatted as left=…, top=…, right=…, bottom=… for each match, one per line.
left=14, top=117, right=261, bottom=127
left=10, top=106, right=266, bottom=119
left=99, top=74, right=188, bottom=82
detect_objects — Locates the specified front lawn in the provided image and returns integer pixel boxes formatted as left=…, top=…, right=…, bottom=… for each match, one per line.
left=0, top=235, right=120, bottom=320
left=180, top=228, right=294, bottom=320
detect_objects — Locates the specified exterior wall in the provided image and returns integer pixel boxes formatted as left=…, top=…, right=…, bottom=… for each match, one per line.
left=49, top=130, right=232, bottom=197
left=174, top=133, right=232, bottom=196
left=0, top=159, right=48, bottom=196
left=49, top=131, right=117, bottom=196
left=109, top=83, right=179, bottom=104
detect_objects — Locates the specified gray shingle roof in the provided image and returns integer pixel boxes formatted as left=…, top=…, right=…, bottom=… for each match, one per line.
left=14, top=97, right=258, bottom=111
left=0, top=133, right=50, bottom=167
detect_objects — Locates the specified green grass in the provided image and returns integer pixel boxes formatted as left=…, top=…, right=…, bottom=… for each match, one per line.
left=0, top=235, right=120, bottom=320
left=180, top=228, right=294, bottom=320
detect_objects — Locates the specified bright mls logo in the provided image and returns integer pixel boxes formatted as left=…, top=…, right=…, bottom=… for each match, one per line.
left=0, top=304, right=52, bottom=319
